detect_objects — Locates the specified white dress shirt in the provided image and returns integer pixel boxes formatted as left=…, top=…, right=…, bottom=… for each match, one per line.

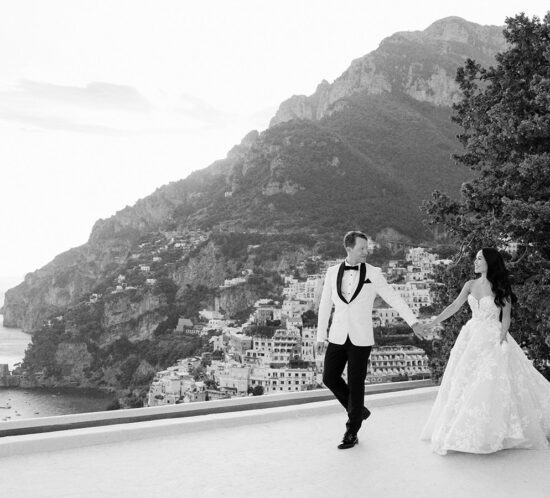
left=341, top=259, right=359, bottom=302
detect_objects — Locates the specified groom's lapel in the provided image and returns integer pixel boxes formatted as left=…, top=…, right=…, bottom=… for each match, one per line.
left=348, top=263, right=366, bottom=304
left=336, top=262, right=348, bottom=304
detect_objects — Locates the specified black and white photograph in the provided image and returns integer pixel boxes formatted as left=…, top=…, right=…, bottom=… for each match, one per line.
left=1, top=1, right=549, bottom=496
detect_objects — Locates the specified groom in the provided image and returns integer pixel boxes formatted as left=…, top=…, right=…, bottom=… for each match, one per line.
left=316, top=231, right=423, bottom=449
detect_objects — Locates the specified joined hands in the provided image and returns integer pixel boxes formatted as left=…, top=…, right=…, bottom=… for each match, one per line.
left=412, top=322, right=432, bottom=339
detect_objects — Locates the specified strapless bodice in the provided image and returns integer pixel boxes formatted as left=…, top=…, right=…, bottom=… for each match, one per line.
left=467, top=294, right=501, bottom=322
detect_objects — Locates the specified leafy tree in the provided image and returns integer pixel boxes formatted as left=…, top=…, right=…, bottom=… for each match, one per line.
left=418, top=304, right=437, bottom=317
left=178, top=284, right=216, bottom=318
left=153, top=277, right=178, bottom=304
left=423, top=13, right=550, bottom=380
left=117, top=354, right=141, bottom=385
left=245, top=325, right=278, bottom=338
left=191, top=364, right=206, bottom=381
left=252, top=385, right=264, bottom=396
left=302, top=309, right=318, bottom=328
left=212, top=349, right=225, bottom=360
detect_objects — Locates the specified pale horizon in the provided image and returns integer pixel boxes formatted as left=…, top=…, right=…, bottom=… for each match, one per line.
left=1, top=1, right=549, bottom=280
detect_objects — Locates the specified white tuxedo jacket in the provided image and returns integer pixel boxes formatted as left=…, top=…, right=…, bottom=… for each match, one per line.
left=316, top=262, right=417, bottom=346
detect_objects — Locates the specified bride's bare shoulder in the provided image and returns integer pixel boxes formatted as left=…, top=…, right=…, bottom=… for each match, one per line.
left=464, top=279, right=477, bottom=291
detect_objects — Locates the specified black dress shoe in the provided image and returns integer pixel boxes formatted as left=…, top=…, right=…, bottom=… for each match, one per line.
left=338, top=431, right=359, bottom=450
left=363, top=407, right=371, bottom=420
left=346, top=407, right=371, bottom=429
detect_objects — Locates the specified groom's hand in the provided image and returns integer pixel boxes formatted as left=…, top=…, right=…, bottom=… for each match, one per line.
left=411, top=322, right=426, bottom=339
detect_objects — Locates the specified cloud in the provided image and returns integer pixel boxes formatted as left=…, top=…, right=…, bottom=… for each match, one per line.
left=4, top=79, right=151, bottom=111
left=0, top=80, right=153, bottom=133
left=0, top=80, right=242, bottom=136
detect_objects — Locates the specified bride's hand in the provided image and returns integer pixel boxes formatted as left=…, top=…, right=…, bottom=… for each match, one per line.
left=500, top=334, right=508, bottom=345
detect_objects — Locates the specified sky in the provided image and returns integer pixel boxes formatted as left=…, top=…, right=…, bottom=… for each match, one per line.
left=0, top=0, right=548, bottom=285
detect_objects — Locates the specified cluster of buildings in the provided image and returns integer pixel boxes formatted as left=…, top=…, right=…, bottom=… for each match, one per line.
left=145, top=246, right=442, bottom=406
left=147, top=358, right=208, bottom=406
left=88, top=230, right=209, bottom=302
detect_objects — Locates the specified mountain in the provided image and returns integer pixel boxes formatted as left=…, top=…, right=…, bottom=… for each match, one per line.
left=2, top=17, right=507, bottom=401
left=271, top=16, right=506, bottom=125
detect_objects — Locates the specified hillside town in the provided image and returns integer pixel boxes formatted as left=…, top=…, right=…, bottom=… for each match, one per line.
left=145, top=244, right=448, bottom=407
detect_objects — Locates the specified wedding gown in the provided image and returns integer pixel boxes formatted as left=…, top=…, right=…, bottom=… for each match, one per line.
left=421, top=294, right=550, bottom=455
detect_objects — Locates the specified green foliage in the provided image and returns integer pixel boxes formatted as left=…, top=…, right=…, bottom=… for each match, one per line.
left=418, top=304, right=437, bottom=317
left=244, top=325, right=279, bottom=338
left=65, top=302, right=105, bottom=340
left=230, top=306, right=255, bottom=323
left=302, top=310, right=318, bottom=328
left=178, top=284, right=216, bottom=319
left=153, top=308, right=180, bottom=337
left=245, top=271, right=284, bottom=300
left=212, top=232, right=260, bottom=260
left=368, top=245, right=394, bottom=266
left=316, top=239, right=343, bottom=258
left=373, top=324, right=417, bottom=346
left=153, top=277, right=178, bottom=304
left=22, top=321, right=64, bottom=375
left=117, top=354, right=141, bottom=385
left=212, top=349, right=225, bottom=360
left=252, top=385, right=264, bottom=396
left=423, top=13, right=550, bottom=379
left=191, top=364, right=206, bottom=381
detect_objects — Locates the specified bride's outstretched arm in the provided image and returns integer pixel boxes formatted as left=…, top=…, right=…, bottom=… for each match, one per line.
left=427, top=280, right=473, bottom=328
left=500, top=300, right=512, bottom=344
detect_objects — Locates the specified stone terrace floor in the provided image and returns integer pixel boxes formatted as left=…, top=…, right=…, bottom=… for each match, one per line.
left=1, top=388, right=550, bottom=498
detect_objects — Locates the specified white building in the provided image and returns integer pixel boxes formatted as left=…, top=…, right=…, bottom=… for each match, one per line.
left=300, top=328, right=316, bottom=362
left=406, top=247, right=436, bottom=266
left=390, top=281, right=432, bottom=316
left=373, top=308, right=400, bottom=326
left=209, top=334, right=226, bottom=352
left=283, top=276, right=323, bottom=303
left=405, top=265, right=431, bottom=282
left=244, top=329, right=301, bottom=365
left=249, top=367, right=316, bottom=393
left=217, top=365, right=251, bottom=394
left=282, top=299, right=311, bottom=318
left=368, top=345, right=431, bottom=381
left=221, top=276, right=247, bottom=288
left=286, top=316, right=303, bottom=332
left=199, top=309, right=225, bottom=321
left=207, top=319, right=230, bottom=330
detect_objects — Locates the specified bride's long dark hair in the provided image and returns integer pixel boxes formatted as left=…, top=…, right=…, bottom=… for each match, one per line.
left=480, top=247, right=517, bottom=308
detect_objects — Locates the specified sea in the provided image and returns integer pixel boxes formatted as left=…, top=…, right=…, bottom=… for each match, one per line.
left=0, top=314, right=115, bottom=421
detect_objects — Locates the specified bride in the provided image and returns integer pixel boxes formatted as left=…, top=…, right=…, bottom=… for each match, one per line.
left=421, top=248, right=550, bottom=455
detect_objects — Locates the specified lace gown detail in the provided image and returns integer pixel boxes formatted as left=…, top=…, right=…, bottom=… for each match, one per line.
left=421, top=295, right=550, bottom=455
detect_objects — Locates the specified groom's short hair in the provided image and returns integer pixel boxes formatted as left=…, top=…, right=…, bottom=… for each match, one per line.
left=343, top=231, right=368, bottom=249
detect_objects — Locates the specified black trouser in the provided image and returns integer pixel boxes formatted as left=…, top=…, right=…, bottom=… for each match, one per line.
left=322, top=337, right=372, bottom=434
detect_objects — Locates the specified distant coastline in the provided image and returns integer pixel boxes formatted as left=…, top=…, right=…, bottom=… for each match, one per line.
left=0, top=275, right=23, bottom=310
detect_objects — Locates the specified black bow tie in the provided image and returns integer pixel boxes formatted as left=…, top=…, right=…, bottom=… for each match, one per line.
left=344, top=264, right=359, bottom=271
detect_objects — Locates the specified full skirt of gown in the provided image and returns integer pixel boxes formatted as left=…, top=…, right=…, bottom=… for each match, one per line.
left=421, top=295, right=550, bottom=455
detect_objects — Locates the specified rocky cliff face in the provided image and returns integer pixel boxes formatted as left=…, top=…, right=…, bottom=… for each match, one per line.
left=3, top=132, right=260, bottom=333
left=2, top=243, right=129, bottom=331
left=100, top=291, right=167, bottom=344
left=270, top=17, right=507, bottom=126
